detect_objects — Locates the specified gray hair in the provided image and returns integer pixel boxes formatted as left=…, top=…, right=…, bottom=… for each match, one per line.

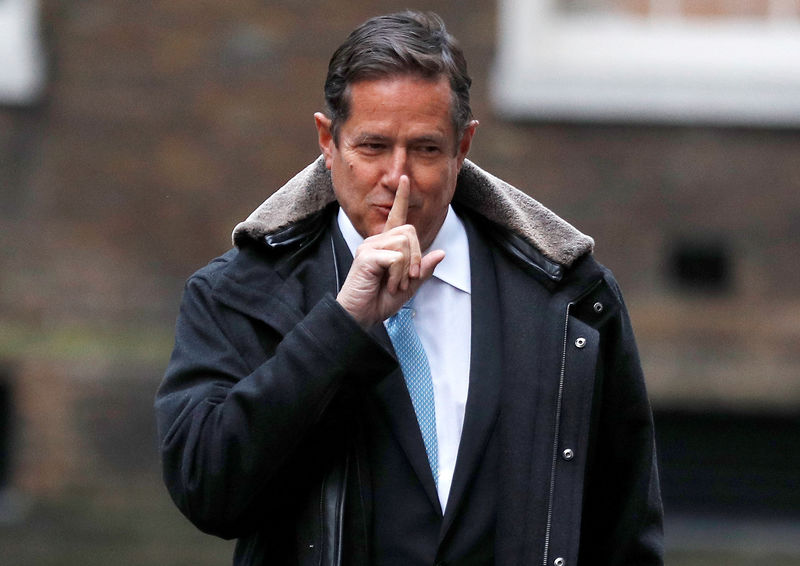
left=323, top=11, right=473, bottom=144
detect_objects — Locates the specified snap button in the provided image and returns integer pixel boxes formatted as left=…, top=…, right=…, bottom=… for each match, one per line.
left=554, top=558, right=565, bottom=566
left=562, top=448, right=574, bottom=461
left=574, top=337, right=586, bottom=348
left=593, top=302, right=603, bottom=313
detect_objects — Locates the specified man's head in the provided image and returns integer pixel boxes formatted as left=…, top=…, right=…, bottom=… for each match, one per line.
left=323, top=11, right=473, bottom=144
left=315, top=11, right=478, bottom=251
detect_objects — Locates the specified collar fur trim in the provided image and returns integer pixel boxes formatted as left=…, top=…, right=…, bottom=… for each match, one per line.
left=233, top=156, right=594, bottom=267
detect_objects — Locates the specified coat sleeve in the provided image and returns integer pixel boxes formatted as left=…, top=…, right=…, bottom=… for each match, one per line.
left=154, top=271, right=395, bottom=539
left=578, top=275, right=664, bottom=565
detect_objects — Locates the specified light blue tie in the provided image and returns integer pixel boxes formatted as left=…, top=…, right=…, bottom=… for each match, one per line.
left=386, top=299, right=439, bottom=486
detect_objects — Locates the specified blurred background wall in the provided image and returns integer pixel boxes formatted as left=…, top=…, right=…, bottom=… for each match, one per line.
left=0, top=0, right=798, bottom=564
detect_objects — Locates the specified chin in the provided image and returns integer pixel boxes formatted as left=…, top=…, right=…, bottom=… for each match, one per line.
left=365, top=223, right=386, bottom=238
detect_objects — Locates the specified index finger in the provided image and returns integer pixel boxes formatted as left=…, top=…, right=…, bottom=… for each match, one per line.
left=383, top=175, right=410, bottom=232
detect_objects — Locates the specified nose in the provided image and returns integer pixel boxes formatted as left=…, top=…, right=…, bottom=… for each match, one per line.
left=383, top=147, right=409, bottom=191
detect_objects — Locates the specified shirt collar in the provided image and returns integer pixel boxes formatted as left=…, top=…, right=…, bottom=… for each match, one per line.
left=337, top=205, right=471, bottom=294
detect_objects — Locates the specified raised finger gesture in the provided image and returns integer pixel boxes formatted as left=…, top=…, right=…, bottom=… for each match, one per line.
left=336, top=175, right=445, bottom=328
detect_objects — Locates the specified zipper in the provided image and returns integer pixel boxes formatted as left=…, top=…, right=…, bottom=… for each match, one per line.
left=542, top=302, right=572, bottom=566
left=542, top=279, right=603, bottom=566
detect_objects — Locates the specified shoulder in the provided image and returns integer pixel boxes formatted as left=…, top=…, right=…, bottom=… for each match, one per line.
left=565, top=252, right=621, bottom=296
left=461, top=204, right=627, bottom=317
left=183, top=248, right=239, bottom=293
left=454, top=160, right=594, bottom=268
left=188, top=204, right=337, bottom=289
left=457, top=205, right=593, bottom=290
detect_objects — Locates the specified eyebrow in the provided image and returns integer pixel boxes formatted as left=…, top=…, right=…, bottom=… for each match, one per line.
left=408, top=134, right=447, bottom=145
left=350, top=133, right=448, bottom=146
left=351, top=133, right=390, bottom=145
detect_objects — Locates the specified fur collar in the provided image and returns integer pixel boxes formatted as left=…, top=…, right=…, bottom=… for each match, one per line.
left=233, top=156, right=594, bottom=267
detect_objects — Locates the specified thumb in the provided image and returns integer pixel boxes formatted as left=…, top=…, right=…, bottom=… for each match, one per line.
left=418, top=249, right=445, bottom=282
left=406, top=249, right=444, bottom=299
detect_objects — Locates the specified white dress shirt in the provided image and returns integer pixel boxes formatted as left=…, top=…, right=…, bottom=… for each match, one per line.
left=337, top=205, right=471, bottom=513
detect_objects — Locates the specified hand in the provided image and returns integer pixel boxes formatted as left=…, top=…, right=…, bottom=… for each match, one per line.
left=336, top=176, right=445, bottom=328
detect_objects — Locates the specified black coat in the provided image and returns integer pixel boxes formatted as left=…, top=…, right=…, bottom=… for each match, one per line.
left=156, top=160, right=663, bottom=565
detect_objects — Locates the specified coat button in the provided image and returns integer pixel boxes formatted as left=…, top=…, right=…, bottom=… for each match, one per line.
left=593, top=301, right=603, bottom=313
left=562, top=448, right=574, bottom=461
left=554, top=558, right=565, bottom=566
left=574, top=337, right=586, bottom=348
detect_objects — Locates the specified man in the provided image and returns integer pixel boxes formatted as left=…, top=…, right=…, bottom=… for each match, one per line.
left=156, top=11, right=663, bottom=566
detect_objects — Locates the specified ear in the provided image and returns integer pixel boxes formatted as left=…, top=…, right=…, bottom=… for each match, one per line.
left=456, top=120, right=479, bottom=170
left=314, top=112, right=335, bottom=170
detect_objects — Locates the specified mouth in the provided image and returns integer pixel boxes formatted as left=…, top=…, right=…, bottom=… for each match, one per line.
left=373, top=204, right=394, bottom=217
left=373, top=201, right=420, bottom=211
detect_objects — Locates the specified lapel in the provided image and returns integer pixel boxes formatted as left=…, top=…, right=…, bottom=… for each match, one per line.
left=370, top=364, right=443, bottom=512
left=439, top=214, right=503, bottom=536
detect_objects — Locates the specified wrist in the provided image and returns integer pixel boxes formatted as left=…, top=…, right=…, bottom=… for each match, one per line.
left=335, top=293, right=373, bottom=330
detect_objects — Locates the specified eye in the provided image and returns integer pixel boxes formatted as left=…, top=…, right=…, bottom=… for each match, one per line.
left=417, top=144, right=442, bottom=155
left=358, top=142, right=386, bottom=154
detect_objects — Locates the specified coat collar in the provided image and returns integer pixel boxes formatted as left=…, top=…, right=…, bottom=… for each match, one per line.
left=232, top=156, right=594, bottom=268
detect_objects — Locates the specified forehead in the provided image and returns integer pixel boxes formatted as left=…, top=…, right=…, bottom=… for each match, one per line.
left=343, top=75, right=454, bottom=134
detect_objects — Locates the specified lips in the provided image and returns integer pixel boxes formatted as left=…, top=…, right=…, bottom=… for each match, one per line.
left=373, top=204, right=392, bottom=216
left=373, top=201, right=420, bottom=210
left=370, top=199, right=422, bottom=224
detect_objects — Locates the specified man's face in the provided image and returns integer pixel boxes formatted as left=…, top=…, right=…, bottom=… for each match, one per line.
left=315, top=75, right=476, bottom=251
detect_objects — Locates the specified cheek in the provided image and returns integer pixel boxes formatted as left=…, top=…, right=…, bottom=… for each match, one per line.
left=422, top=167, right=457, bottom=204
left=337, top=160, right=375, bottom=193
